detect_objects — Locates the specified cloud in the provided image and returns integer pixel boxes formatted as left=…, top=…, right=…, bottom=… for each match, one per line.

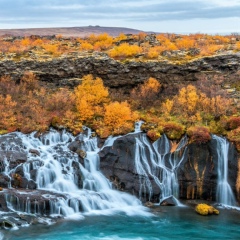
left=0, top=0, right=239, bottom=32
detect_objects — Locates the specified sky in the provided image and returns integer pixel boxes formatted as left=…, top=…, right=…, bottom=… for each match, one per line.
left=0, top=0, right=240, bottom=34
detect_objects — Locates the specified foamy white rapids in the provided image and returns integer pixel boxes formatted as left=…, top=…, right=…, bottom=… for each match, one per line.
left=2, top=128, right=150, bottom=218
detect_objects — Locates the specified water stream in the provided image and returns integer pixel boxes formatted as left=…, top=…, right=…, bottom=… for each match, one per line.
left=212, top=135, right=236, bottom=206
left=1, top=128, right=149, bottom=218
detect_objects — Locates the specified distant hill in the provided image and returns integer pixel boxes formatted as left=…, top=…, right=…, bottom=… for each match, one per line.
left=0, top=26, right=145, bottom=37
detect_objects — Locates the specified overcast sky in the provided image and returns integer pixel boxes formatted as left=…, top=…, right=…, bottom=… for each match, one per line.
left=0, top=0, right=240, bottom=33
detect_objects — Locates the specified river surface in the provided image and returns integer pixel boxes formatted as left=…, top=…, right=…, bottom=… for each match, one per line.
left=1, top=206, right=240, bottom=240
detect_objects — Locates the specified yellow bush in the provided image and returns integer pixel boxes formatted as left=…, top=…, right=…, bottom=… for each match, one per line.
left=74, top=74, right=109, bottom=123
left=195, top=203, right=219, bottom=216
left=108, top=43, right=142, bottom=58
left=104, top=101, right=138, bottom=135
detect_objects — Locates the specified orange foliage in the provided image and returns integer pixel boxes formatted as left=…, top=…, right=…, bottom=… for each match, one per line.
left=138, top=32, right=147, bottom=40
left=131, top=77, right=161, bottom=108
left=0, top=94, right=17, bottom=132
left=43, top=44, right=60, bottom=56
left=176, top=38, right=195, bottom=50
left=187, top=126, right=211, bottom=144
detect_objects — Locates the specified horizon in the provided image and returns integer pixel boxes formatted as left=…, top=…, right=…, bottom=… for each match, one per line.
left=0, top=25, right=236, bottom=36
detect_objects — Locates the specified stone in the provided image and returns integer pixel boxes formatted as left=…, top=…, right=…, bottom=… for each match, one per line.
left=76, top=149, right=87, bottom=159
left=29, top=149, right=40, bottom=156
left=160, top=196, right=176, bottom=206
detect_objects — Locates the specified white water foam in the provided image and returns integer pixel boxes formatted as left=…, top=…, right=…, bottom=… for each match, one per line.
left=2, top=128, right=150, bottom=219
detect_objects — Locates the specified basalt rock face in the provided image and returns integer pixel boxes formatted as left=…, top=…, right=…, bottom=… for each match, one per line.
left=0, top=53, right=240, bottom=92
left=178, top=139, right=238, bottom=201
left=99, top=134, right=146, bottom=198
left=99, top=133, right=239, bottom=204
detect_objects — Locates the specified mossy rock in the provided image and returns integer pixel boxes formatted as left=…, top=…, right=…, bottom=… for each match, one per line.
left=195, top=203, right=219, bottom=216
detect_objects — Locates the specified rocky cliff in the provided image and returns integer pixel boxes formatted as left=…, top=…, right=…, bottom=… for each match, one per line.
left=99, top=133, right=239, bottom=204
left=0, top=53, right=240, bottom=94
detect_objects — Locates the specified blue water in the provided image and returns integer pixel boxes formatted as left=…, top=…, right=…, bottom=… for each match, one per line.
left=2, top=207, right=240, bottom=240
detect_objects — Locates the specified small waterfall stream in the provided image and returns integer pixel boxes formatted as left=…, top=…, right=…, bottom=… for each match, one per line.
left=133, top=133, right=187, bottom=205
left=212, top=135, right=236, bottom=206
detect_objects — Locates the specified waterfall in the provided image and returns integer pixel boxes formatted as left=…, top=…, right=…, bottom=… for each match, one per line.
left=1, top=128, right=149, bottom=219
left=212, top=135, right=236, bottom=206
left=134, top=134, right=187, bottom=204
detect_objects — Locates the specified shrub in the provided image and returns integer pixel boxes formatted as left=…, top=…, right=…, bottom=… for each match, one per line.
left=226, top=116, right=240, bottom=130
left=147, top=129, right=161, bottom=141
left=74, top=74, right=109, bottom=123
left=108, top=43, right=142, bottom=59
left=187, top=126, right=211, bottom=144
left=130, top=77, right=161, bottom=108
left=227, top=127, right=240, bottom=151
left=163, top=122, right=185, bottom=140
left=104, top=101, right=138, bottom=135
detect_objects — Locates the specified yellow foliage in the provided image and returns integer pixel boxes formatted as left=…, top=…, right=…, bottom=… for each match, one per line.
left=43, top=44, right=60, bottom=56
left=108, top=43, right=142, bottom=58
left=176, top=85, right=199, bottom=114
left=162, top=99, right=174, bottom=115
left=176, top=38, right=195, bottom=50
left=74, top=74, right=109, bottom=122
left=79, top=41, right=93, bottom=51
left=104, top=101, right=138, bottom=134
left=195, top=203, right=219, bottom=216
left=237, top=41, right=240, bottom=51
left=115, top=33, right=127, bottom=41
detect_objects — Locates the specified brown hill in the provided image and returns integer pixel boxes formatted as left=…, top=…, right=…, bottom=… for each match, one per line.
left=0, top=26, right=144, bottom=37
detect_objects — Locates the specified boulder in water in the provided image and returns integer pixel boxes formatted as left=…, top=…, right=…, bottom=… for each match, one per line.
left=195, top=203, right=219, bottom=216
left=160, top=196, right=176, bottom=206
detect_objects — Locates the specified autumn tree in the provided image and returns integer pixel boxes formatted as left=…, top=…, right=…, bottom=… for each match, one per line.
left=131, top=77, right=161, bottom=109
left=103, top=101, right=138, bottom=135
left=0, top=94, right=17, bottom=133
left=74, top=74, right=109, bottom=123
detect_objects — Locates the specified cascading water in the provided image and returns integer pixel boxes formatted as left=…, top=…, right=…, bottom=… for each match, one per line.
left=212, top=135, right=236, bottom=206
left=0, top=128, right=149, bottom=219
left=133, top=133, right=187, bottom=205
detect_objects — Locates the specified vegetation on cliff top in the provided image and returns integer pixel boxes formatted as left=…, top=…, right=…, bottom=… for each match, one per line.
left=0, top=32, right=240, bottom=62
left=0, top=72, right=239, bottom=150
left=0, top=32, right=239, bottom=149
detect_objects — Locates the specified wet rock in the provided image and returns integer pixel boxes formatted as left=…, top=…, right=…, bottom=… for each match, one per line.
left=160, top=196, right=176, bottom=206
left=0, top=219, right=16, bottom=229
left=29, top=149, right=40, bottom=156
left=0, top=174, right=10, bottom=188
left=30, top=169, right=38, bottom=181
left=19, top=177, right=28, bottom=188
left=28, top=180, right=37, bottom=190
left=145, top=201, right=154, bottom=207
left=76, top=149, right=87, bottom=159
left=15, top=165, right=25, bottom=177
